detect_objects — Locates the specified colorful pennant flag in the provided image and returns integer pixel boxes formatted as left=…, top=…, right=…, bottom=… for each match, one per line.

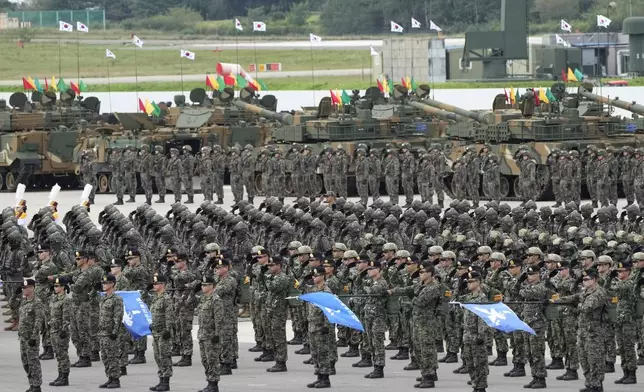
left=387, top=78, right=394, bottom=95
left=546, top=88, right=557, bottom=103
left=51, top=76, right=58, bottom=92
left=341, top=90, right=351, bottom=105
left=567, top=68, right=578, bottom=82
left=57, top=77, right=66, bottom=92
left=236, top=74, right=247, bottom=88
left=561, top=69, right=568, bottom=82
left=22, top=77, right=35, bottom=90
left=329, top=90, right=339, bottom=105
left=79, top=80, right=88, bottom=92
left=503, top=88, right=509, bottom=103
left=534, top=89, right=540, bottom=106
left=138, top=98, right=146, bottom=112
left=509, top=87, right=516, bottom=104
left=44, top=78, right=49, bottom=91
left=216, top=75, right=225, bottom=91
left=538, top=88, right=549, bottom=104
left=257, top=79, right=268, bottom=91
left=70, top=81, right=80, bottom=94
left=223, top=73, right=235, bottom=86
left=573, top=68, right=584, bottom=81
left=410, top=77, right=418, bottom=90
left=34, top=78, right=43, bottom=92
left=151, top=101, right=161, bottom=117
left=377, top=79, right=384, bottom=93
left=206, top=75, right=216, bottom=89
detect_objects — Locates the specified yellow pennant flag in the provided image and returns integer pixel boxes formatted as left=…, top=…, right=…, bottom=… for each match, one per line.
left=51, top=76, right=58, bottom=91
left=335, top=90, right=342, bottom=106
left=144, top=99, right=154, bottom=115
left=567, top=68, right=578, bottom=82
left=509, top=87, right=516, bottom=104
left=405, top=76, right=411, bottom=90
left=538, top=88, right=549, bottom=103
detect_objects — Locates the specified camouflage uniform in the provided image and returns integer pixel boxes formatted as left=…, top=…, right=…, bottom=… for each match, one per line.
left=621, top=148, right=635, bottom=205
left=320, top=149, right=334, bottom=194
left=212, top=146, right=226, bottom=203
left=610, top=271, right=638, bottom=378
left=552, top=273, right=579, bottom=377
left=257, top=150, right=271, bottom=197
left=271, top=151, right=286, bottom=201
left=307, top=282, right=334, bottom=377
left=417, top=154, right=435, bottom=203
left=400, top=146, right=416, bottom=207
left=171, top=266, right=198, bottom=361
left=332, top=148, right=349, bottom=198
left=517, top=275, right=549, bottom=385
left=362, top=271, right=389, bottom=373
left=34, top=254, right=59, bottom=353
left=595, top=153, right=612, bottom=207
left=228, top=149, right=243, bottom=203
left=181, top=146, right=195, bottom=203
left=575, top=281, right=608, bottom=390
left=109, top=149, right=125, bottom=203
left=571, top=152, right=583, bottom=205
left=68, top=266, right=99, bottom=363
left=305, top=148, right=319, bottom=198
left=241, top=145, right=256, bottom=202
left=259, top=267, right=291, bottom=366
left=122, top=258, right=151, bottom=360
left=548, top=152, right=562, bottom=206
left=519, top=154, right=537, bottom=203
left=49, top=288, right=72, bottom=381
left=19, top=291, right=45, bottom=389
left=150, top=285, right=174, bottom=381
left=123, top=148, right=137, bottom=202
left=383, top=152, right=400, bottom=205
left=560, top=155, right=575, bottom=204
left=166, top=149, right=183, bottom=203
left=465, top=150, right=481, bottom=207
left=138, top=145, right=154, bottom=204
left=199, top=147, right=214, bottom=202
left=430, top=146, right=446, bottom=206
left=463, top=288, right=491, bottom=390
left=80, top=151, right=97, bottom=202
left=483, top=154, right=501, bottom=204
left=152, top=146, right=166, bottom=203
left=355, top=151, right=369, bottom=205
left=368, top=150, right=382, bottom=201
left=452, top=159, right=468, bottom=200
left=585, top=151, right=598, bottom=207
left=98, top=289, right=124, bottom=384
left=197, top=286, right=224, bottom=386
left=213, top=269, right=238, bottom=370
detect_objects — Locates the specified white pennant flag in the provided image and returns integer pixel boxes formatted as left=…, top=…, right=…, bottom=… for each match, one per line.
left=180, top=49, right=195, bottom=60
left=560, top=19, right=572, bottom=32
left=235, top=18, right=243, bottom=31
left=253, top=21, right=266, bottom=32
left=370, top=46, right=379, bottom=56
left=105, top=49, right=116, bottom=59
left=59, top=21, right=73, bottom=32
left=310, top=33, right=322, bottom=44
left=76, top=21, right=89, bottom=32
left=411, top=18, right=421, bottom=28
left=429, top=20, right=442, bottom=32
left=597, top=15, right=611, bottom=28
left=391, top=21, right=404, bottom=33
left=132, top=35, right=143, bottom=48
left=555, top=34, right=567, bottom=46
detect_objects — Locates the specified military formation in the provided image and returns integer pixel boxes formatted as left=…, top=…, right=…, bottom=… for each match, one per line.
left=4, top=172, right=644, bottom=392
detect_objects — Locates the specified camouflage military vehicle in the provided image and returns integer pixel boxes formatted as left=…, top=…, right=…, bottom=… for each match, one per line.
left=0, top=89, right=101, bottom=191
left=266, top=86, right=449, bottom=195
left=425, top=82, right=644, bottom=200
left=82, top=87, right=289, bottom=194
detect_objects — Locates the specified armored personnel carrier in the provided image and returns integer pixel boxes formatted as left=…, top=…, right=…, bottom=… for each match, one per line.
left=425, top=82, right=644, bottom=200
left=0, top=89, right=101, bottom=191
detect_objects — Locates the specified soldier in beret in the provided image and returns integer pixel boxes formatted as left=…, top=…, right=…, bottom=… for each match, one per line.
left=149, top=274, right=174, bottom=392
left=98, top=274, right=124, bottom=389
left=19, top=278, right=45, bottom=392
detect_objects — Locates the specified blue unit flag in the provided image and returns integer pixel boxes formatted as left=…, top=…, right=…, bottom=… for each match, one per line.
left=461, top=302, right=536, bottom=335
left=299, top=292, right=365, bottom=332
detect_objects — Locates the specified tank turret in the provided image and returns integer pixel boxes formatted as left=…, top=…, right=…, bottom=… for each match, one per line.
left=577, top=83, right=644, bottom=116
left=231, top=99, right=294, bottom=125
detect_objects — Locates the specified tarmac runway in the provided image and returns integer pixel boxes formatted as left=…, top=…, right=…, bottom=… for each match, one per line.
left=0, top=187, right=638, bottom=391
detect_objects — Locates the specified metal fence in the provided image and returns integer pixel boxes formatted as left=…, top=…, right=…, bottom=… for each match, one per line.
left=7, top=10, right=106, bottom=30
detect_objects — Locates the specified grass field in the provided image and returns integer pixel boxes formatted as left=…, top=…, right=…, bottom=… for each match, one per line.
left=0, top=41, right=369, bottom=80
left=0, top=76, right=636, bottom=93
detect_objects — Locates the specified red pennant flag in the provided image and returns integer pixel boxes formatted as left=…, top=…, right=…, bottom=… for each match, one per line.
left=22, top=77, right=34, bottom=90
left=70, top=81, right=80, bottom=94
left=401, top=77, right=408, bottom=89
left=503, top=88, right=509, bottom=103
left=534, top=89, right=540, bottom=106
left=138, top=98, right=146, bottom=112
left=561, top=69, right=567, bottom=82
left=377, top=79, right=384, bottom=92
left=44, top=78, right=49, bottom=91
left=223, top=73, right=235, bottom=86
left=206, top=75, right=214, bottom=89
left=248, top=80, right=259, bottom=91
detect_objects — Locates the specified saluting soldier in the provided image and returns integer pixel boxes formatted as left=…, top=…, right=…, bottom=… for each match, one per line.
left=149, top=274, right=175, bottom=392
left=98, top=274, right=124, bottom=389
left=19, top=278, right=45, bottom=392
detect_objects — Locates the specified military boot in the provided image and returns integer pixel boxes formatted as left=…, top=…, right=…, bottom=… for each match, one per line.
left=303, top=357, right=313, bottom=365
left=605, top=361, right=615, bottom=373
left=155, top=196, right=165, bottom=203
left=341, top=345, right=359, bottom=358
left=3, top=319, right=17, bottom=331
left=621, top=369, right=637, bottom=384
left=523, top=377, right=537, bottom=388
left=364, top=365, right=384, bottom=379
left=288, top=332, right=303, bottom=345
left=490, top=351, right=507, bottom=366
left=220, top=363, right=232, bottom=375
left=186, top=196, right=194, bottom=204
left=155, top=377, right=170, bottom=391
left=106, top=378, right=120, bottom=389
left=295, top=344, right=311, bottom=355
left=414, top=375, right=435, bottom=389
left=486, top=346, right=493, bottom=356
left=248, top=342, right=263, bottom=352
left=557, top=369, right=578, bottom=381
left=120, top=366, right=127, bottom=376
left=114, top=198, right=124, bottom=205
left=390, top=348, right=404, bottom=360
left=74, top=356, right=92, bottom=368
left=266, top=361, right=287, bottom=372
left=352, top=354, right=373, bottom=368
left=546, top=357, right=564, bottom=369
left=452, top=361, right=467, bottom=374
left=315, top=374, right=330, bottom=388
left=403, top=359, right=419, bottom=371
left=336, top=338, right=348, bottom=347
left=149, top=378, right=162, bottom=391
left=439, top=352, right=458, bottom=363
left=506, top=363, right=526, bottom=377
left=215, top=199, right=224, bottom=204
left=30, top=387, right=42, bottom=392
left=91, top=351, right=101, bottom=362
left=307, top=375, right=322, bottom=388
left=253, top=350, right=266, bottom=361
left=127, top=196, right=136, bottom=203
left=2, top=309, right=11, bottom=315
left=99, top=379, right=112, bottom=388
left=530, top=377, right=546, bottom=389
left=52, top=372, right=69, bottom=386
left=49, top=372, right=62, bottom=386
left=248, top=197, right=254, bottom=204
left=129, top=351, right=146, bottom=364
left=39, top=346, right=54, bottom=360
left=145, top=197, right=152, bottom=205
left=385, top=341, right=397, bottom=350
left=174, top=355, right=191, bottom=366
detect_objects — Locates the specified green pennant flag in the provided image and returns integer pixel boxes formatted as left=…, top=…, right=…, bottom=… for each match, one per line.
left=151, top=101, right=161, bottom=117
left=387, top=78, right=394, bottom=95
left=546, top=88, right=557, bottom=103
left=79, top=80, right=88, bottom=92
left=236, top=74, right=247, bottom=88
left=34, top=78, right=43, bottom=92
left=258, top=79, right=268, bottom=91
left=57, top=78, right=67, bottom=92
left=341, top=90, right=351, bottom=105
left=216, top=76, right=225, bottom=92
left=410, top=77, right=418, bottom=90
left=573, top=68, right=584, bottom=81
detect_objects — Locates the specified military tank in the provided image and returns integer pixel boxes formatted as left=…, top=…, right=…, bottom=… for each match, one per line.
left=0, top=89, right=101, bottom=191
left=423, top=82, right=644, bottom=200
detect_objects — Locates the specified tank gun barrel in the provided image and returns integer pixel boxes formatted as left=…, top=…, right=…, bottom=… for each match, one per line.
left=407, top=100, right=466, bottom=121
left=420, top=97, right=494, bottom=125
left=578, top=86, right=644, bottom=116
left=232, top=99, right=294, bottom=125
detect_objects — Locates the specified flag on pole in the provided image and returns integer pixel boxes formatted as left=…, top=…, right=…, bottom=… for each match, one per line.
left=235, top=18, right=243, bottom=31
left=138, top=98, right=146, bottom=112
left=341, top=90, right=351, bottom=105
left=105, top=49, right=116, bottom=59
left=406, top=76, right=412, bottom=90
left=257, top=79, right=268, bottom=91
left=144, top=99, right=154, bottom=115
left=76, top=21, right=89, bottom=32
left=370, top=46, right=378, bottom=56
left=216, top=75, right=226, bottom=91
left=22, top=77, right=35, bottom=90
left=44, top=78, right=49, bottom=91
left=79, top=80, right=88, bottom=92
left=70, top=81, right=80, bottom=95
left=391, top=21, right=404, bottom=33
left=560, top=19, right=572, bottom=32
left=57, top=77, right=67, bottom=92
left=534, top=89, right=541, bottom=106
left=132, top=35, right=143, bottom=48
left=51, top=76, right=58, bottom=91
left=387, top=78, right=394, bottom=95
left=567, top=68, right=578, bottom=82
left=546, top=88, right=557, bottom=102
left=555, top=35, right=570, bottom=47
left=206, top=75, right=216, bottom=89
left=310, top=33, right=322, bottom=44
left=429, top=20, right=442, bottom=32
left=503, top=88, right=509, bottom=103
left=561, top=69, right=568, bottom=82
left=34, top=78, right=43, bottom=92
left=253, top=21, right=266, bottom=32
left=223, top=73, right=235, bottom=86
left=573, top=68, right=584, bottom=81
left=180, top=49, right=195, bottom=60
left=298, top=292, right=364, bottom=331
left=597, top=15, right=611, bottom=28
left=59, top=21, right=73, bottom=32
left=111, top=291, right=152, bottom=339
left=411, top=18, right=421, bottom=28
left=410, top=77, right=418, bottom=90
left=509, top=87, right=516, bottom=104
left=150, top=101, right=161, bottom=117
left=236, top=74, right=247, bottom=88
left=401, top=77, right=408, bottom=88
left=377, top=79, right=384, bottom=93
left=460, top=302, right=536, bottom=335
left=539, top=88, right=549, bottom=104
